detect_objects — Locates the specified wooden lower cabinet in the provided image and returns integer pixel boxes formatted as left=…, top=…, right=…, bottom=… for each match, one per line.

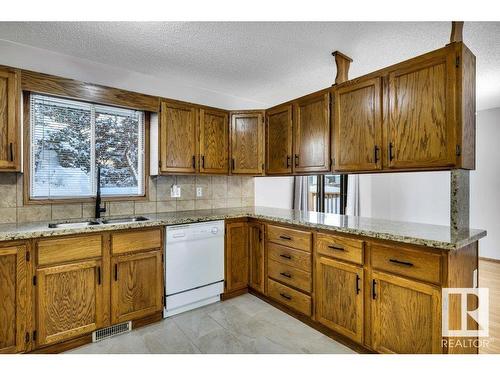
left=225, top=221, right=249, bottom=294
left=36, top=259, right=104, bottom=347
left=315, top=256, right=364, bottom=344
left=0, top=244, right=27, bottom=353
left=111, top=250, right=163, bottom=324
left=370, top=270, right=442, bottom=354
left=248, top=222, right=265, bottom=293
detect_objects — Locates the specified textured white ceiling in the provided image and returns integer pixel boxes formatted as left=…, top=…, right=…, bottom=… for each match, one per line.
left=0, top=22, right=499, bottom=110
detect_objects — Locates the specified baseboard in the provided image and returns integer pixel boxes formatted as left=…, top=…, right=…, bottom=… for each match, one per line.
left=132, top=311, right=163, bottom=330
left=29, top=312, right=163, bottom=354
left=479, top=256, right=500, bottom=264
left=248, top=288, right=374, bottom=354
left=221, top=287, right=248, bottom=301
left=30, top=334, right=93, bottom=354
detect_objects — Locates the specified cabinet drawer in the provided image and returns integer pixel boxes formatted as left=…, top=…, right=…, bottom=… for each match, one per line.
left=37, top=235, right=102, bottom=266
left=266, top=224, right=311, bottom=252
left=268, top=279, right=311, bottom=316
left=268, top=259, right=311, bottom=293
left=111, top=228, right=162, bottom=255
left=316, top=233, right=364, bottom=265
left=268, top=242, right=311, bottom=272
left=371, top=244, right=442, bottom=285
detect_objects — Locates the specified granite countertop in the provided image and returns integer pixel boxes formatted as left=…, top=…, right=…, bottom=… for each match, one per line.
left=0, top=206, right=486, bottom=250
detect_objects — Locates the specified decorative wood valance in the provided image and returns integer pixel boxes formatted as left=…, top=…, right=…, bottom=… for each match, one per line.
left=20, top=69, right=159, bottom=112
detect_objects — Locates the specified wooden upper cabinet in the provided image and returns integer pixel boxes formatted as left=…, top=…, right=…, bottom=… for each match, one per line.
left=385, top=47, right=457, bottom=169
left=111, top=250, right=163, bottom=324
left=371, top=271, right=442, bottom=354
left=315, top=256, right=363, bottom=344
left=159, top=100, right=198, bottom=173
left=0, top=67, right=20, bottom=171
left=225, top=221, right=249, bottom=293
left=36, top=259, right=104, bottom=347
left=199, top=108, right=229, bottom=174
left=334, top=77, right=383, bottom=171
left=230, top=111, right=264, bottom=175
left=248, top=222, right=265, bottom=294
left=293, top=92, right=330, bottom=173
left=0, top=245, right=27, bottom=354
left=266, top=105, right=293, bottom=175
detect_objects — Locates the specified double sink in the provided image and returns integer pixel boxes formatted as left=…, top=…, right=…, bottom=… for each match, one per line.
left=48, top=216, right=149, bottom=229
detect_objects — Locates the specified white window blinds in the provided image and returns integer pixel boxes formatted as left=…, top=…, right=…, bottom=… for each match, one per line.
left=30, top=94, right=145, bottom=199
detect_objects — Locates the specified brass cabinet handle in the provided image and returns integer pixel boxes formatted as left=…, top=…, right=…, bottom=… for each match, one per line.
left=294, top=154, right=299, bottom=167
left=328, top=245, right=344, bottom=251
left=286, top=155, right=291, bottom=168
left=280, top=272, right=292, bottom=279
left=389, top=258, right=414, bottom=267
left=280, top=292, right=292, bottom=300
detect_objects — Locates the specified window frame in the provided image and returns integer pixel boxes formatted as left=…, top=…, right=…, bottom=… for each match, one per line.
left=23, top=91, right=150, bottom=205
left=315, top=174, right=348, bottom=215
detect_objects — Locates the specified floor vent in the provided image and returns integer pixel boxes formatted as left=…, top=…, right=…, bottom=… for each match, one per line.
left=92, top=321, right=132, bottom=342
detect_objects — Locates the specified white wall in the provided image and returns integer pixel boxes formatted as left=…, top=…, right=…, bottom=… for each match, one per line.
left=471, top=108, right=500, bottom=260
left=0, top=39, right=262, bottom=110
left=254, top=177, right=294, bottom=209
left=359, top=172, right=450, bottom=226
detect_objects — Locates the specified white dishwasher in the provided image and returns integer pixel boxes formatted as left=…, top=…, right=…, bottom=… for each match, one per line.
left=164, top=220, right=225, bottom=318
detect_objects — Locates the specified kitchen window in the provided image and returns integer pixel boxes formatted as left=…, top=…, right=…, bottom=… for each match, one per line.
left=29, top=93, right=145, bottom=200
left=304, top=175, right=347, bottom=214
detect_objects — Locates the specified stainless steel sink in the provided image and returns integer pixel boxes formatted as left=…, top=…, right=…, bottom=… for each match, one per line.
left=48, top=220, right=100, bottom=229
left=101, top=216, right=149, bottom=225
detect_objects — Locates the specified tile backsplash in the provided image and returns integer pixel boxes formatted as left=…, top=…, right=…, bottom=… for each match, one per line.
left=0, top=173, right=255, bottom=224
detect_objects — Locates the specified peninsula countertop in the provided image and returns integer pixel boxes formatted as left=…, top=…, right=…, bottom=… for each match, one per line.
left=0, top=206, right=486, bottom=250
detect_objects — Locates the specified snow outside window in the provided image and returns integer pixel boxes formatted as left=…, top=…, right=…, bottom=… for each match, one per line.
left=30, top=94, right=145, bottom=199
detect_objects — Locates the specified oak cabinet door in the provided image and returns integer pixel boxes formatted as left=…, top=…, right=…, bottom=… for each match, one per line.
left=0, top=67, right=20, bottom=171
left=315, top=256, right=363, bottom=343
left=230, top=112, right=264, bottom=175
left=385, top=49, right=456, bottom=169
left=334, top=78, right=382, bottom=172
left=225, top=222, right=249, bottom=293
left=293, top=92, right=330, bottom=173
left=111, top=250, right=163, bottom=324
left=248, top=222, right=265, bottom=294
left=371, top=271, right=442, bottom=354
left=159, top=100, right=198, bottom=173
left=0, top=245, right=27, bottom=353
left=266, top=105, right=293, bottom=175
left=199, top=109, right=229, bottom=174
left=36, top=259, right=103, bottom=347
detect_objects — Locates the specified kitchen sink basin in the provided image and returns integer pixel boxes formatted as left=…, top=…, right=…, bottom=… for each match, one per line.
left=101, top=216, right=149, bottom=225
left=48, top=220, right=100, bottom=229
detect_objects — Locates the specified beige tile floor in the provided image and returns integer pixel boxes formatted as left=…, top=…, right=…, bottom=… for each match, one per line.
left=68, top=294, right=355, bottom=354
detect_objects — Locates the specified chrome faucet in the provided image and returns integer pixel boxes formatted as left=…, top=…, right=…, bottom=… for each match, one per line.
left=95, top=166, right=106, bottom=219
